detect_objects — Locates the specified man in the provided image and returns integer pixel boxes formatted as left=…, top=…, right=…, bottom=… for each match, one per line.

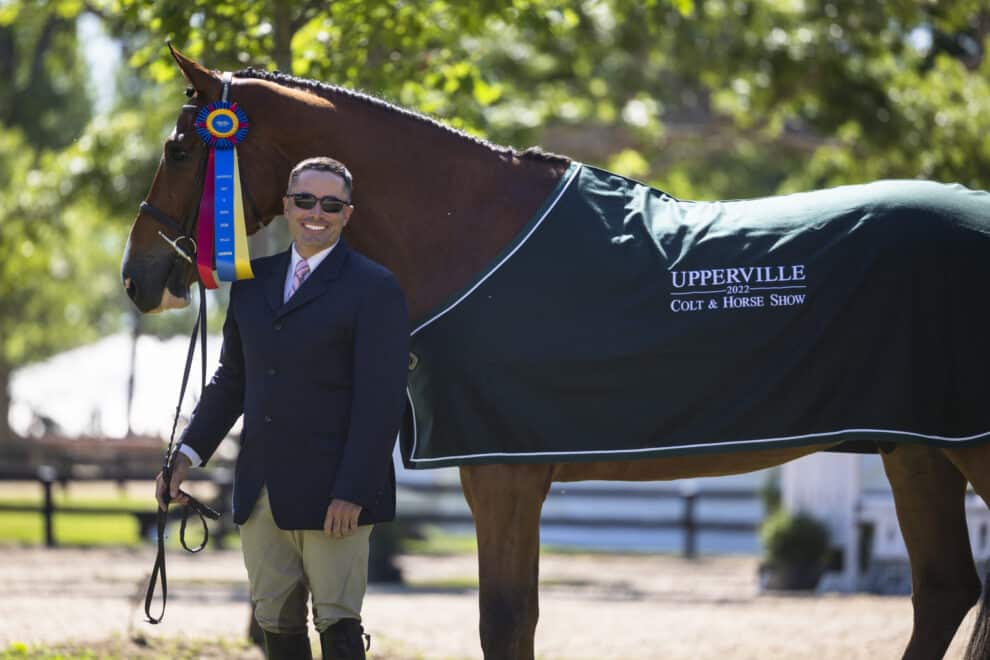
left=156, top=156, right=410, bottom=659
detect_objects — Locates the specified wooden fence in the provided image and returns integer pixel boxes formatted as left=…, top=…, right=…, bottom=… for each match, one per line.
left=0, top=464, right=234, bottom=548
left=0, top=466, right=759, bottom=555
left=397, top=480, right=759, bottom=557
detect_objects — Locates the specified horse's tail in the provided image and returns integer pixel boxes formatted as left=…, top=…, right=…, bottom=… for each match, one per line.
left=966, top=574, right=990, bottom=660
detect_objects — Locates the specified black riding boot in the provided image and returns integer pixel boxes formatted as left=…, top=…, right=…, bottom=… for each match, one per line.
left=319, top=618, right=369, bottom=659
left=263, top=629, right=313, bottom=660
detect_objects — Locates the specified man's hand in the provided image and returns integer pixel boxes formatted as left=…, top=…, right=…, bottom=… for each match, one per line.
left=155, top=452, right=192, bottom=511
left=324, top=498, right=363, bottom=538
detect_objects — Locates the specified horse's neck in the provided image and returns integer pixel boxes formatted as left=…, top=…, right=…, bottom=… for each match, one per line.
left=287, top=94, right=569, bottom=322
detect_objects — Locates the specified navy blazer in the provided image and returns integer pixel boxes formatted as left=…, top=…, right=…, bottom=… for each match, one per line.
left=179, top=240, right=410, bottom=529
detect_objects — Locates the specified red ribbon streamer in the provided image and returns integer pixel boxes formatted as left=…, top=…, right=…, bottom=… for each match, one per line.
left=196, top=150, right=218, bottom=289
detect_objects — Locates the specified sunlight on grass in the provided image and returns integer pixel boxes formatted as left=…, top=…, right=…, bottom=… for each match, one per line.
left=1, top=634, right=258, bottom=659
left=0, top=491, right=240, bottom=548
left=0, top=511, right=142, bottom=546
left=402, top=525, right=478, bottom=555
left=405, top=576, right=480, bottom=590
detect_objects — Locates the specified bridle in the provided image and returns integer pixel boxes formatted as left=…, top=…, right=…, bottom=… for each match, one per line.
left=140, top=125, right=215, bottom=623
left=140, top=73, right=261, bottom=625
left=138, top=105, right=206, bottom=269
left=140, top=73, right=266, bottom=271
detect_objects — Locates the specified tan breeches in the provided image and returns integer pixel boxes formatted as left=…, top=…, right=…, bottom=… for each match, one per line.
left=239, top=486, right=372, bottom=634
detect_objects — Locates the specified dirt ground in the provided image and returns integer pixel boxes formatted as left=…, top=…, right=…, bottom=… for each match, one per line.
left=0, top=545, right=981, bottom=659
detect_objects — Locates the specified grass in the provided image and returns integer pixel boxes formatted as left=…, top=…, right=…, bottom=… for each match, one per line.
left=0, top=635, right=443, bottom=659
left=0, top=494, right=156, bottom=510
left=0, top=492, right=231, bottom=548
left=401, top=526, right=478, bottom=555
left=0, top=511, right=142, bottom=546
left=0, top=493, right=149, bottom=546
left=399, top=525, right=641, bottom=558
left=0, top=635, right=259, bottom=659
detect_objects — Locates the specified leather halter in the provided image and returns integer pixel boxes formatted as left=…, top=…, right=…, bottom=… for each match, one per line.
left=139, top=102, right=206, bottom=268
left=139, top=73, right=265, bottom=269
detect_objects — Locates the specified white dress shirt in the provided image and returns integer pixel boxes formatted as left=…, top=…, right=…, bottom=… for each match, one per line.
left=283, top=241, right=337, bottom=303
left=177, top=241, right=338, bottom=468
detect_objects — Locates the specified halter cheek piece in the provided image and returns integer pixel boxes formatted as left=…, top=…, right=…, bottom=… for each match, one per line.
left=139, top=103, right=205, bottom=267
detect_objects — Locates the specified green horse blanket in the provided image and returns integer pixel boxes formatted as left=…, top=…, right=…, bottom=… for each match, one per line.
left=401, top=163, right=990, bottom=468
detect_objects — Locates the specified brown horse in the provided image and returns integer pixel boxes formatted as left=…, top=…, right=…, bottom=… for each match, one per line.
left=122, top=47, right=990, bottom=660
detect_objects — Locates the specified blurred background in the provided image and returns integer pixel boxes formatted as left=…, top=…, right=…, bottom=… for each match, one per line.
left=1, top=1, right=990, bottom=658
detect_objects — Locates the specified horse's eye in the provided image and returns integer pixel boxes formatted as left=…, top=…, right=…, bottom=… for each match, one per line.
left=166, top=143, right=188, bottom=162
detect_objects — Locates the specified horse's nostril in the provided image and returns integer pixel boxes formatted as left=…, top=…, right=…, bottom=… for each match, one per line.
left=124, top=277, right=138, bottom=301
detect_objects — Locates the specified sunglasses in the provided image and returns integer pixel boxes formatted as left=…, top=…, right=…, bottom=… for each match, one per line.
left=286, top=193, right=353, bottom=213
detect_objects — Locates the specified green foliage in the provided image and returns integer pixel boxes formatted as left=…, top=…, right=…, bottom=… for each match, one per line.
left=0, top=4, right=92, bottom=149
left=760, top=509, right=830, bottom=567
left=0, top=108, right=169, bottom=373
left=1, top=0, right=989, bottom=449
left=92, top=0, right=990, bottom=198
left=759, top=468, right=782, bottom=516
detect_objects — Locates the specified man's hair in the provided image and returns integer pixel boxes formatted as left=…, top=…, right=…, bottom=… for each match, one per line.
left=287, top=157, right=353, bottom=199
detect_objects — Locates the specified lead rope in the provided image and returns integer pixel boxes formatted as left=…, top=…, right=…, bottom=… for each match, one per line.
left=144, top=278, right=222, bottom=624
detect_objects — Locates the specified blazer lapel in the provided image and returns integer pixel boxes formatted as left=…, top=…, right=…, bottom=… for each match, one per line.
left=264, top=250, right=291, bottom=314
left=275, top=240, right=351, bottom=320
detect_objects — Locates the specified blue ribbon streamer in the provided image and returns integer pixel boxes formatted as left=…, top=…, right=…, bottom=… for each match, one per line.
left=213, top=148, right=236, bottom=281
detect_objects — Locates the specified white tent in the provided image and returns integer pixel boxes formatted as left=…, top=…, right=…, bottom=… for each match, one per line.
left=10, top=332, right=224, bottom=439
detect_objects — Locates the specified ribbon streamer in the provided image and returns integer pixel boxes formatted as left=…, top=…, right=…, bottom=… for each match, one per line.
left=194, top=99, right=253, bottom=285
left=196, top=150, right=218, bottom=288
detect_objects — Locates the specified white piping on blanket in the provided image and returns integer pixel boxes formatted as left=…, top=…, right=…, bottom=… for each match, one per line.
left=405, top=163, right=582, bottom=464
left=410, top=163, right=582, bottom=337
left=407, top=426, right=990, bottom=465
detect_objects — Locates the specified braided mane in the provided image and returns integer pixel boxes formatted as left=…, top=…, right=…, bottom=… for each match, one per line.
left=232, top=67, right=569, bottom=165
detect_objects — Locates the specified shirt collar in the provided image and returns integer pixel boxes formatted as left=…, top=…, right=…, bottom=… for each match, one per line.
left=290, top=240, right=338, bottom=275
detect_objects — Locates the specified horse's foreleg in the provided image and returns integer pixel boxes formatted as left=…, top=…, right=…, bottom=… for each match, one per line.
left=943, top=442, right=990, bottom=660
left=882, top=445, right=982, bottom=659
left=460, top=464, right=552, bottom=660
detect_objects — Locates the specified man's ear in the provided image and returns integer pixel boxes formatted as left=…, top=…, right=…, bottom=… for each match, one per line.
left=168, top=42, right=222, bottom=101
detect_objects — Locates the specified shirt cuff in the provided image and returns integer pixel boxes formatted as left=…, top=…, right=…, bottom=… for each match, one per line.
left=176, top=444, right=203, bottom=468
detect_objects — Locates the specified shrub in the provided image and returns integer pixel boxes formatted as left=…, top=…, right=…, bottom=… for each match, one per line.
left=760, top=509, right=830, bottom=567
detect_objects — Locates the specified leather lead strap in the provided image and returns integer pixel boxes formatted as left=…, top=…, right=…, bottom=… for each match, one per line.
left=143, top=81, right=254, bottom=623
left=144, top=279, right=221, bottom=624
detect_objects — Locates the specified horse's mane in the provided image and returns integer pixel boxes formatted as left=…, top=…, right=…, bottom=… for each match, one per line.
left=232, top=67, right=570, bottom=166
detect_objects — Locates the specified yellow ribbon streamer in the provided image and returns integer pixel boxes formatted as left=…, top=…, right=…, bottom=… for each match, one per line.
left=232, top=150, right=255, bottom=280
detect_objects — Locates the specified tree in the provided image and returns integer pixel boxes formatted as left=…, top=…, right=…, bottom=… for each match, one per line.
left=4, top=0, right=989, bottom=449
left=0, top=2, right=167, bottom=449
left=106, top=1, right=990, bottom=197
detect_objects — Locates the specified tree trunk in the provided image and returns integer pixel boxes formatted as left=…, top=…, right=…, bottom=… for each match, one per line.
left=271, top=2, right=293, bottom=74
left=247, top=1, right=294, bottom=258
left=0, top=358, right=12, bottom=452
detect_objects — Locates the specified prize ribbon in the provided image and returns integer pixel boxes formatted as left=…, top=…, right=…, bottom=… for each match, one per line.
left=195, top=100, right=253, bottom=286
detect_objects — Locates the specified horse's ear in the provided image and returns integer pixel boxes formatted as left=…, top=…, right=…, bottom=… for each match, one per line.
left=168, top=42, right=221, bottom=100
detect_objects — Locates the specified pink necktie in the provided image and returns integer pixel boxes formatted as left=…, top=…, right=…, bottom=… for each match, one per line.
left=288, top=258, right=310, bottom=300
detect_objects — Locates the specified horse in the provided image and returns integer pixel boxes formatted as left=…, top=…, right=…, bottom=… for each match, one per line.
left=121, top=46, right=990, bottom=660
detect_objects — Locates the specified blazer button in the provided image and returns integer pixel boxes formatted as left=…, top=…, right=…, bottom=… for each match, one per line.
left=273, top=322, right=283, bottom=331
left=267, top=368, right=277, bottom=376
left=264, top=415, right=272, bottom=423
